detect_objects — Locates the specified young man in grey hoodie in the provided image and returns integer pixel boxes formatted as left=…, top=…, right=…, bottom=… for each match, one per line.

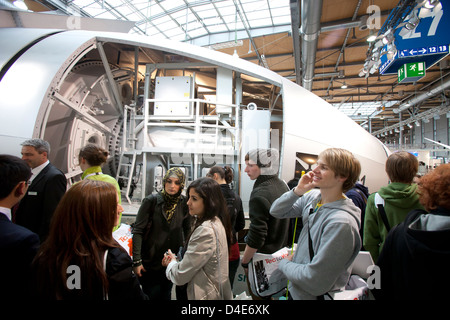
left=270, top=148, right=362, bottom=300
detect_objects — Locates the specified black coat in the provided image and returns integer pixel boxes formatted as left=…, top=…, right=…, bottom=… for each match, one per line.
left=220, top=184, right=245, bottom=243
left=132, top=193, right=190, bottom=271
left=0, top=213, right=40, bottom=300
left=246, top=174, right=290, bottom=254
left=104, top=247, right=148, bottom=300
left=31, top=246, right=148, bottom=300
left=374, top=207, right=450, bottom=300
left=15, top=163, right=67, bottom=241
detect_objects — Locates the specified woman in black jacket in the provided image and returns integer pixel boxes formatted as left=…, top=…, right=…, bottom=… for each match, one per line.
left=207, top=165, right=245, bottom=288
left=132, top=167, right=190, bottom=300
left=31, top=179, right=147, bottom=300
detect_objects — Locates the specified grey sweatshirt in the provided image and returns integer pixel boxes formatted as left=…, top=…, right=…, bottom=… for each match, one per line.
left=270, top=189, right=361, bottom=300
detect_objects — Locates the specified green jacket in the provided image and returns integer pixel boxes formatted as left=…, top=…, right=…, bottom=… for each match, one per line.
left=363, top=182, right=424, bottom=262
left=82, top=166, right=122, bottom=230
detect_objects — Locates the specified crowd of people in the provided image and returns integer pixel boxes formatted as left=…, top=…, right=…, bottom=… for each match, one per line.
left=1, top=139, right=449, bottom=300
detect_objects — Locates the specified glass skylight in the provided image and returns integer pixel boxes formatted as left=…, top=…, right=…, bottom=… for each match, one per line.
left=68, top=0, right=291, bottom=42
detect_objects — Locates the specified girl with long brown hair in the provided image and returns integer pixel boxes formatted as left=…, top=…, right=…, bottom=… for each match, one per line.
left=31, top=179, right=147, bottom=300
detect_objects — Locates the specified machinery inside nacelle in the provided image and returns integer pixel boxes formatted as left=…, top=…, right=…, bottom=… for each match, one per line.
left=20, top=36, right=283, bottom=208
left=0, top=29, right=390, bottom=213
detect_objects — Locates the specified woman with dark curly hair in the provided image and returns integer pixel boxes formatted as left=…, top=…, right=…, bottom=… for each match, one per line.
left=373, top=163, right=450, bottom=300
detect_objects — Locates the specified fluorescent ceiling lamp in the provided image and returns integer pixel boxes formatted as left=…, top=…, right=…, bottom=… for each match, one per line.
left=13, top=0, right=28, bottom=10
left=341, top=82, right=348, bottom=89
left=210, top=40, right=243, bottom=50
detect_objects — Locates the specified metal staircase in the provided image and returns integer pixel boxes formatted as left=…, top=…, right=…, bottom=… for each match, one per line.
left=116, top=105, right=141, bottom=204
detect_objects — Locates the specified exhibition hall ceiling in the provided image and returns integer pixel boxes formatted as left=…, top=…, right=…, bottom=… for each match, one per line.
left=4, top=0, right=450, bottom=140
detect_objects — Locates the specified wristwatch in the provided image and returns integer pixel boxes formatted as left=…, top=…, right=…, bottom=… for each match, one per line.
left=241, top=261, right=249, bottom=269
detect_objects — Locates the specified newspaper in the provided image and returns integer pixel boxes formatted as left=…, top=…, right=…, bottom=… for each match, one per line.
left=112, top=223, right=133, bottom=257
left=248, top=246, right=295, bottom=297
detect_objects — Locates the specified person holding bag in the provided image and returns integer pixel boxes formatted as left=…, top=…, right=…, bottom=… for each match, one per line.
left=270, top=148, right=362, bottom=300
left=162, top=177, right=233, bottom=300
left=132, top=167, right=190, bottom=300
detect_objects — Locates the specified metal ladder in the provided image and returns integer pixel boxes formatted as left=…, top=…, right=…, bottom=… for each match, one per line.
left=115, top=105, right=140, bottom=204
left=116, top=151, right=137, bottom=205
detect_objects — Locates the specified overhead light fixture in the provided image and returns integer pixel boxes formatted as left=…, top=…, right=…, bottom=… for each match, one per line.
left=415, top=120, right=421, bottom=127
left=424, top=0, right=440, bottom=9
left=367, top=30, right=377, bottom=42
left=210, top=40, right=243, bottom=50
left=341, top=82, right=348, bottom=89
left=260, top=54, right=269, bottom=68
left=405, top=12, right=420, bottom=30
left=386, top=43, right=397, bottom=60
left=359, top=68, right=368, bottom=77
left=359, top=15, right=369, bottom=31
left=382, top=29, right=395, bottom=45
left=233, top=49, right=239, bottom=58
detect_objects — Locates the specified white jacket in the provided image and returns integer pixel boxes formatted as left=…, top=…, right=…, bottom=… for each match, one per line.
left=166, top=217, right=232, bottom=300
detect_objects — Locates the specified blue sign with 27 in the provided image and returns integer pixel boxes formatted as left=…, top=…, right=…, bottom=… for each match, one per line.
left=379, top=0, right=450, bottom=75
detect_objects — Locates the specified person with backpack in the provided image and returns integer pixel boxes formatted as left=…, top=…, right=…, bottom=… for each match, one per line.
left=363, top=151, right=424, bottom=262
left=374, top=164, right=450, bottom=299
left=132, top=167, right=190, bottom=300
left=207, top=165, right=245, bottom=288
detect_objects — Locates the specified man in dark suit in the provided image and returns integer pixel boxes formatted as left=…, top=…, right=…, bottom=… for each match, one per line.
left=0, top=154, right=40, bottom=299
left=15, top=139, right=67, bottom=241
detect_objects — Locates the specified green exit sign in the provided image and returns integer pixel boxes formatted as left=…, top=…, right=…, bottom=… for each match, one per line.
left=398, top=62, right=426, bottom=83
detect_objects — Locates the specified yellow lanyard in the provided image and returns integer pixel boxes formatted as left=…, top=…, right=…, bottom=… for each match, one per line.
left=313, top=202, right=323, bottom=213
